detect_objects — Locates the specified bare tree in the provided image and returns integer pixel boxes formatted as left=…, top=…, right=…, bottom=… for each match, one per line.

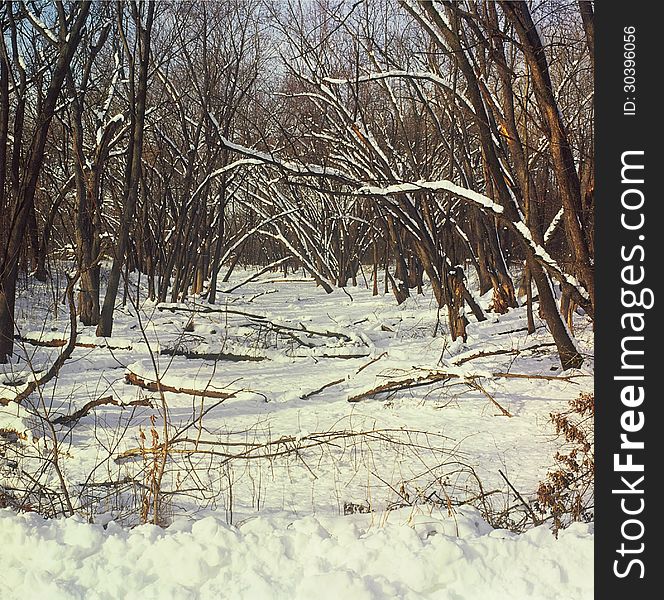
left=97, top=0, right=154, bottom=337
left=0, top=0, right=91, bottom=363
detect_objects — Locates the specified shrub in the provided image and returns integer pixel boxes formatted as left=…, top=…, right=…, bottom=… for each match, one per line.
left=535, top=393, right=594, bottom=534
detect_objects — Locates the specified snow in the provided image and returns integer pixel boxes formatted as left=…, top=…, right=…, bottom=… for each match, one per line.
left=513, top=221, right=589, bottom=300
left=359, top=179, right=505, bottom=214
left=0, top=268, right=593, bottom=598
left=0, top=506, right=592, bottom=600
left=217, top=134, right=353, bottom=181
left=544, top=207, right=565, bottom=245
left=358, top=179, right=589, bottom=303
left=25, top=9, right=59, bottom=44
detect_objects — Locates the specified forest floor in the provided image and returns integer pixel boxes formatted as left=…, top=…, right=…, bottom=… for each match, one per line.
left=0, top=267, right=594, bottom=599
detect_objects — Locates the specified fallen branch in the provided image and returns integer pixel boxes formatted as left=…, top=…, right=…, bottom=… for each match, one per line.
left=492, top=371, right=583, bottom=382
left=309, top=352, right=371, bottom=359
left=243, top=289, right=278, bottom=303
left=53, top=396, right=153, bottom=425
left=124, top=372, right=239, bottom=400
left=356, top=351, right=388, bottom=374
left=347, top=367, right=579, bottom=404
left=465, top=379, right=513, bottom=417
left=300, top=377, right=346, bottom=400
left=452, top=342, right=557, bottom=366
left=300, top=352, right=387, bottom=400
left=221, top=257, right=291, bottom=293
left=348, top=373, right=454, bottom=402
left=156, top=304, right=353, bottom=343
left=301, top=352, right=388, bottom=399
left=496, top=326, right=545, bottom=336
left=259, top=278, right=316, bottom=283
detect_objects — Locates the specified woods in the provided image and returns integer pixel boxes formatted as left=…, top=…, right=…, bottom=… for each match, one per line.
left=0, top=0, right=593, bottom=367
left=0, top=0, right=596, bottom=560
left=0, top=2, right=606, bottom=598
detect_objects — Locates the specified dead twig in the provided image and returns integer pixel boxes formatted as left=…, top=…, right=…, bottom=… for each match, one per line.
left=499, top=469, right=541, bottom=526
left=301, top=352, right=388, bottom=399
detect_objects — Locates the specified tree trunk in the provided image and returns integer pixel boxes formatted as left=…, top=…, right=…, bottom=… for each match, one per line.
left=578, top=1, right=594, bottom=64
left=0, top=269, right=17, bottom=363
left=97, top=2, right=154, bottom=337
left=406, top=0, right=583, bottom=369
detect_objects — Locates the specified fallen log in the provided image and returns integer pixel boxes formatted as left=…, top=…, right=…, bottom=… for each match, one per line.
left=125, top=372, right=239, bottom=400
left=14, top=335, right=132, bottom=351
left=159, top=347, right=266, bottom=362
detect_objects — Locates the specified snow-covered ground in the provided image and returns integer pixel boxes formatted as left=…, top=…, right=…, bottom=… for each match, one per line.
left=0, top=505, right=592, bottom=600
left=0, top=268, right=593, bottom=598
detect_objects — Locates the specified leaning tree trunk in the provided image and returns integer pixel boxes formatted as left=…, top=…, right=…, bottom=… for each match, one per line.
left=405, top=0, right=583, bottom=369
left=499, top=0, right=594, bottom=311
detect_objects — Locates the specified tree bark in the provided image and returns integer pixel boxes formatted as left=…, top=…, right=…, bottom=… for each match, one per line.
left=578, top=1, right=595, bottom=64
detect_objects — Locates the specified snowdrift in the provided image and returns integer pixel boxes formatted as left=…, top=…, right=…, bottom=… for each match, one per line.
left=0, top=506, right=592, bottom=600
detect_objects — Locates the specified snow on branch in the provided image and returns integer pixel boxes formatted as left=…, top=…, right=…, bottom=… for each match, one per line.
left=544, top=207, right=564, bottom=244
left=359, top=180, right=505, bottom=215
left=216, top=135, right=354, bottom=182
left=359, top=179, right=589, bottom=301
left=24, top=8, right=59, bottom=44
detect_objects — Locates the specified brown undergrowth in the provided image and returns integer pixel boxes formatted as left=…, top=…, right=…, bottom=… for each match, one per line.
left=535, top=392, right=594, bottom=535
